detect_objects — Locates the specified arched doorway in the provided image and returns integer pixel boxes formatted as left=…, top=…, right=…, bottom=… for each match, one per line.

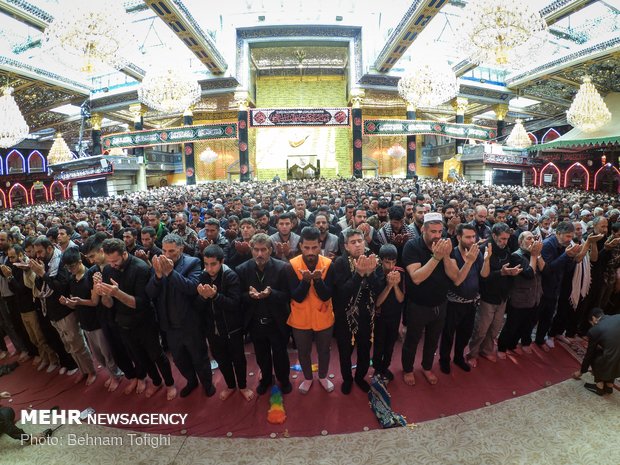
left=50, top=181, right=66, bottom=201
left=563, top=162, right=590, bottom=190
left=30, top=183, right=49, bottom=204
left=594, top=163, right=620, bottom=193
left=538, top=162, right=561, bottom=187
left=65, top=182, right=73, bottom=199
left=0, top=190, right=6, bottom=209
left=8, top=183, right=29, bottom=207
left=5, top=150, right=25, bottom=174
left=27, top=151, right=46, bottom=173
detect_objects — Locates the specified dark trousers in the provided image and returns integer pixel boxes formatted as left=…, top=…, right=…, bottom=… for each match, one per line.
left=549, top=288, right=572, bottom=338
left=402, top=301, right=446, bottom=372
left=439, top=301, right=476, bottom=363
left=100, top=318, right=136, bottom=379
left=119, top=319, right=174, bottom=386
left=0, top=407, right=27, bottom=440
left=4, top=297, right=36, bottom=355
left=336, top=315, right=371, bottom=382
left=497, top=303, right=536, bottom=351
left=207, top=330, right=246, bottom=389
left=535, top=295, right=558, bottom=345
left=166, top=326, right=211, bottom=388
left=250, top=321, right=290, bottom=385
left=40, top=313, right=77, bottom=370
left=372, top=316, right=400, bottom=375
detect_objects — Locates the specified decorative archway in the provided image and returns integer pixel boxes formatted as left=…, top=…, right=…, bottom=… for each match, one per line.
left=5, top=149, right=25, bottom=174
left=538, top=162, right=561, bottom=187
left=50, top=181, right=66, bottom=201
left=527, top=132, right=538, bottom=145
left=541, top=128, right=561, bottom=144
left=529, top=166, right=538, bottom=185
left=27, top=150, right=46, bottom=173
left=30, top=182, right=49, bottom=204
left=8, top=183, right=29, bottom=207
left=65, top=182, right=73, bottom=199
left=594, top=163, right=620, bottom=193
left=0, top=189, right=6, bottom=209
left=563, top=162, right=590, bottom=190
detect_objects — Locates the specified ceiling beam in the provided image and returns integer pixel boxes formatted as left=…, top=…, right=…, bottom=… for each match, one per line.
left=144, top=0, right=227, bottom=74
left=0, top=0, right=145, bottom=81
left=0, top=55, right=90, bottom=94
left=454, top=0, right=598, bottom=77
left=22, top=95, right=85, bottom=118
left=373, top=0, right=449, bottom=73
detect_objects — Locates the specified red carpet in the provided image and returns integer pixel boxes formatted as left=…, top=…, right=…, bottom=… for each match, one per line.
left=0, top=340, right=579, bottom=438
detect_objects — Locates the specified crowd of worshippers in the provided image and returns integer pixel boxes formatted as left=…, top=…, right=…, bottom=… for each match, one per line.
left=0, top=177, right=618, bottom=403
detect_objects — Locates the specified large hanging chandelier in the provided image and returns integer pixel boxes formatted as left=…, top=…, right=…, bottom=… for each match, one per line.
left=199, top=147, right=218, bottom=164
left=458, top=0, right=548, bottom=68
left=566, top=76, right=612, bottom=133
left=47, top=133, right=74, bottom=165
left=138, top=67, right=202, bottom=114
left=387, top=144, right=406, bottom=159
left=43, top=0, right=134, bottom=73
left=397, top=57, right=459, bottom=109
left=505, top=119, right=532, bottom=148
left=0, top=87, right=29, bottom=148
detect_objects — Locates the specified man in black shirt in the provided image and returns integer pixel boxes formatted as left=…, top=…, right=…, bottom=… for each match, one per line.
left=95, top=239, right=176, bottom=400
left=122, top=227, right=144, bottom=256
left=401, top=213, right=457, bottom=386
left=136, top=227, right=163, bottom=268
left=236, top=234, right=292, bottom=395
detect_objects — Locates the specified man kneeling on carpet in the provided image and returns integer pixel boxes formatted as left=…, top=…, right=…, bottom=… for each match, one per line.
left=573, top=307, right=620, bottom=396
left=0, top=392, right=48, bottom=445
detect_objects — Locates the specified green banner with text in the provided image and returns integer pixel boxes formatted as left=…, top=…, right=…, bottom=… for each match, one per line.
left=102, top=123, right=238, bottom=150
left=363, top=119, right=497, bottom=141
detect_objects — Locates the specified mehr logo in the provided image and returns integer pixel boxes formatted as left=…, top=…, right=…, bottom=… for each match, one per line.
left=21, top=408, right=188, bottom=426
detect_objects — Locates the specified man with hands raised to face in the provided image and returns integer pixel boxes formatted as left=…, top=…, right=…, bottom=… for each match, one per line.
left=467, top=222, right=522, bottom=367
left=287, top=227, right=335, bottom=394
left=236, top=234, right=293, bottom=395
left=401, top=213, right=458, bottom=386
left=332, top=229, right=380, bottom=394
left=146, top=234, right=213, bottom=399
left=197, top=245, right=252, bottom=401
left=97, top=239, right=176, bottom=400
left=439, top=223, right=491, bottom=374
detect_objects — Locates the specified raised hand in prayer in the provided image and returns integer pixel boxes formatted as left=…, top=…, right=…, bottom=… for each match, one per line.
left=197, top=283, right=217, bottom=299
left=464, top=243, right=480, bottom=264
left=500, top=263, right=522, bottom=276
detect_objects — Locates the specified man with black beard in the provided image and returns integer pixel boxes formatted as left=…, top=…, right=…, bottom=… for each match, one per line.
left=226, top=218, right=257, bottom=270
left=314, top=213, right=339, bottom=259
left=367, top=201, right=390, bottom=232
left=236, top=234, right=292, bottom=395
left=377, top=205, right=418, bottom=267
left=332, top=229, right=379, bottom=393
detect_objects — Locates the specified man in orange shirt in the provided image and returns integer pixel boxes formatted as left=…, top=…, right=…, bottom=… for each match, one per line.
left=287, top=227, right=335, bottom=394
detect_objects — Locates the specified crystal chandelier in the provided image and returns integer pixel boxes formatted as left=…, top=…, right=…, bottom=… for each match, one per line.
left=199, top=147, right=218, bottom=164
left=458, top=0, right=548, bottom=68
left=387, top=144, right=406, bottom=159
left=0, top=87, right=29, bottom=148
left=43, top=0, right=134, bottom=73
left=47, top=133, right=74, bottom=165
left=505, top=119, right=532, bottom=148
left=138, top=67, right=201, bottom=114
left=397, top=57, right=459, bottom=109
left=566, top=76, right=612, bottom=133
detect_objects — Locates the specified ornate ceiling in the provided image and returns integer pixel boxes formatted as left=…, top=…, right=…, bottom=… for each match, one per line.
left=1, top=0, right=619, bottom=150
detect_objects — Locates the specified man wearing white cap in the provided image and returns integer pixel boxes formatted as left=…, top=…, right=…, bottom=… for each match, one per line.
left=579, top=210, right=592, bottom=233
left=401, top=212, right=458, bottom=386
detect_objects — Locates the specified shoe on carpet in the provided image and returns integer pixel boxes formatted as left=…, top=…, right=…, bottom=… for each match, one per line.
left=604, top=385, right=613, bottom=395
left=383, top=368, right=394, bottom=381
left=319, top=378, right=334, bottom=393
left=584, top=383, right=604, bottom=396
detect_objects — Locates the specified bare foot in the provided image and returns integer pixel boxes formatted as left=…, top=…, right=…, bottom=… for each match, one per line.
left=513, top=346, right=523, bottom=355
left=497, top=351, right=507, bottom=360
left=136, top=379, right=147, bottom=395
left=219, top=387, right=236, bottom=401
left=166, top=386, right=177, bottom=401
left=403, top=372, right=416, bottom=386
left=240, top=388, right=255, bottom=401
left=481, top=353, right=497, bottom=363
left=86, top=374, right=97, bottom=386
left=124, top=378, right=138, bottom=395
left=104, top=378, right=112, bottom=389
left=468, top=357, right=478, bottom=368
left=32, top=356, right=42, bottom=366
left=522, top=345, right=532, bottom=354
left=108, top=378, right=120, bottom=392
left=540, top=343, right=550, bottom=353
left=145, top=382, right=162, bottom=398
left=74, top=373, right=87, bottom=384
left=422, top=370, right=438, bottom=385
